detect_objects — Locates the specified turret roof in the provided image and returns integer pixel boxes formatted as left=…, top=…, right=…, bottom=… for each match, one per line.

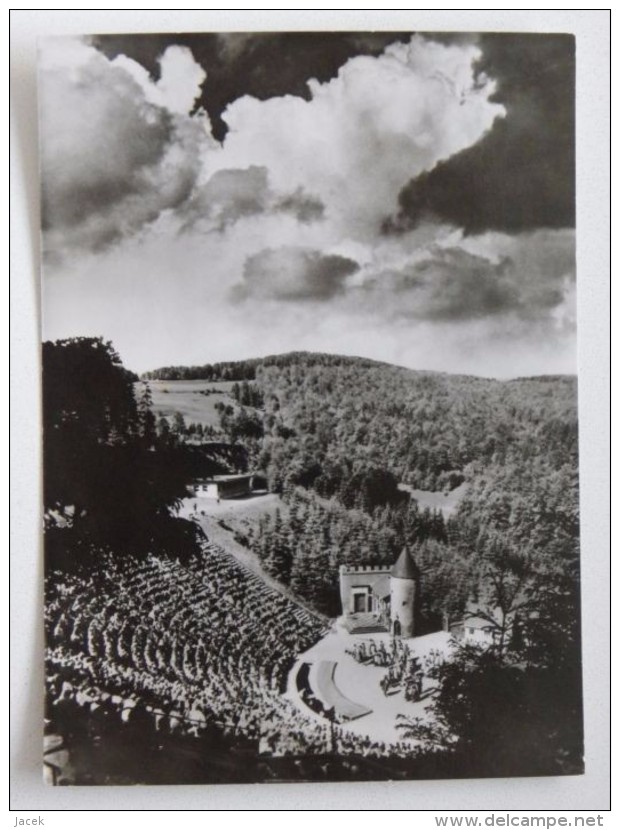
left=390, top=547, right=420, bottom=580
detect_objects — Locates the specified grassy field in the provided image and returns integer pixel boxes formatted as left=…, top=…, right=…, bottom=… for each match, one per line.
left=398, top=481, right=468, bottom=518
left=148, top=380, right=239, bottom=428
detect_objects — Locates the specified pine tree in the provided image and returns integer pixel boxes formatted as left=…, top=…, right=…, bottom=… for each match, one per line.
left=172, top=411, right=187, bottom=437
left=157, top=416, right=171, bottom=443
left=264, top=509, right=292, bottom=584
left=136, top=382, right=157, bottom=448
left=290, top=542, right=312, bottom=602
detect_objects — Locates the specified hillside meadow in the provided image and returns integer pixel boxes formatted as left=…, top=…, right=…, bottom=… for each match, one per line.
left=148, top=380, right=239, bottom=429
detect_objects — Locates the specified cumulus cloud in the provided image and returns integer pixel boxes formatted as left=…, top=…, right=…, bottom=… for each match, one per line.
left=112, top=44, right=207, bottom=115
left=274, top=189, right=324, bottom=224
left=351, top=228, right=575, bottom=325
left=39, top=34, right=504, bottom=255
left=39, top=38, right=212, bottom=256
left=364, top=248, right=519, bottom=321
left=39, top=34, right=576, bottom=379
left=42, top=222, right=575, bottom=379
left=178, top=166, right=324, bottom=231
left=94, top=32, right=409, bottom=141
left=178, top=166, right=270, bottom=230
left=236, top=247, right=358, bottom=301
left=214, top=36, right=505, bottom=238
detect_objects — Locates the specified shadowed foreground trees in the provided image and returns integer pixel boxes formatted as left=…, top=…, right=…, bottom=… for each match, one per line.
left=396, top=532, right=583, bottom=777
left=43, top=337, right=197, bottom=570
left=397, top=634, right=583, bottom=778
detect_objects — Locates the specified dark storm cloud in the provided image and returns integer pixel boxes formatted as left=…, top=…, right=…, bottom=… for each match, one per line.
left=384, top=34, right=575, bottom=235
left=360, top=239, right=573, bottom=323
left=370, top=248, right=519, bottom=321
left=39, top=41, right=207, bottom=255
left=235, top=247, right=359, bottom=302
left=92, top=32, right=412, bottom=141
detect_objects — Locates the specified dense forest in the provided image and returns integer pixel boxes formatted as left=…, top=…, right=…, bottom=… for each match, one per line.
left=253, top=354, right=576, bottom=492
left=149, top=350, right=578, bottom=629
left=45, top=340, right=582, bottom=779
left=247, top=488, right=449, bottom=619
left=142, top=351, right=389, bottom=382
left=147, top=351, right=576, bottom=490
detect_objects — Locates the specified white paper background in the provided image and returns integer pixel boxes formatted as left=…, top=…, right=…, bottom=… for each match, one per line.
left=10, top=9, right=610, bottom=811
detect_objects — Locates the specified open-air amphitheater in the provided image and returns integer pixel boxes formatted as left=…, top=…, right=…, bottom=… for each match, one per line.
left=45, top=539, right=436, bottom=780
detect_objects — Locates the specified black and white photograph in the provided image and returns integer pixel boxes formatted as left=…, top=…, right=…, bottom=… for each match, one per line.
left=37, top=27, right=586, bottom=788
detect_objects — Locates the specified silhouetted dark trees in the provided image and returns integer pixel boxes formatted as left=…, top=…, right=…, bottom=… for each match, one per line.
left=397, top=635, right=583, bottom=778
left=43, top=337, right=198, bottom=570
left=142, top=358, right=259, bottom=381
left=397, top=505, right=582, bottom=777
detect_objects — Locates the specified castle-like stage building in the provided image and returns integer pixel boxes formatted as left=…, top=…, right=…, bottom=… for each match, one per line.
left=339, top=548, right=420, bottom=637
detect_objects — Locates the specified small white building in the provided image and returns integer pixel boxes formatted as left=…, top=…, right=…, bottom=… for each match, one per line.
left=194, top=474, right=254, bottom=500
left=449, top=602, right=515, bottom=647
left=456, top=614, right=496, bottom=645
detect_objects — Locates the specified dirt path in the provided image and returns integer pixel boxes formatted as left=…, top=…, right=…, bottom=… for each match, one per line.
left=178, top=497, right=329, bottom=623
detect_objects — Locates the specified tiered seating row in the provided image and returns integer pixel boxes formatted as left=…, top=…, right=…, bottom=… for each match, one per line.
left=45, top=544, right=416, bottom=758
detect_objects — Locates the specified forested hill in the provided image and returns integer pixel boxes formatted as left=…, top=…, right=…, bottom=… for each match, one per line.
left=142, top=350, right=576, bottom=386
left=144, top=351, right=578, bottom=495
left=142, top=351, right=395, bottom=381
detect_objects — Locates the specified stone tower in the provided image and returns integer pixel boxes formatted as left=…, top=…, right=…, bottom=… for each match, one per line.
left=390, top=547, right=419, bottom=638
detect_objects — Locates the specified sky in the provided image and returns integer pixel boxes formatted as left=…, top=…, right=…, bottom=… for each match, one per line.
left=38, top=31, right=576, bottom=378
